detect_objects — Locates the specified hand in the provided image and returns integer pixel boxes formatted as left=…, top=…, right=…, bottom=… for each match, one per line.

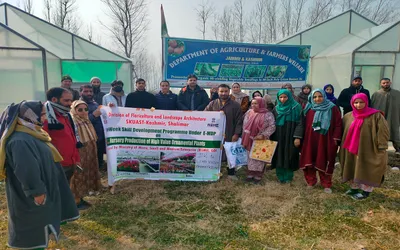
left=232, top=134, right=239, bottom=142
left=254, top=135, right=264, bottom=140
left=294, top=138, right=301, bottom=147
left=108, top=103, right=115, bottom=107
left=93, top=107, right=101, bottom=117
left=34, top=194, right=46, bottom=205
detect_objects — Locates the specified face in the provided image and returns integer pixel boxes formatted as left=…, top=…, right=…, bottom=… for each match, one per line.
left=313, top=91, right=324, bottom=104
left=352, top=79, right=362, bottom=88
left=75, top=104, right=88, bottom=119
left=279, top=94, right=288, bottom=104
left=81, top=87, right=93, bottom=100
left=52, top=91, right=73, bottom=108
left=232, top=84, right=241, bottom=94
left=91, top=79, right=101, bottom=87
left=187, top=77, right=197, bottom=88
left=253, top=92, right=261, bottom=98
left=251, top=100, right=259, bottom=111
left=61, top=79, right=72, bottom=88
left=353, top=98, right=366, bottom=110
left=218, top=87, right=230, bottom=100
left=325, top=87, right=333, bottom=94
left=303, top=87, right=311, bottom=94
left=136, top=80, right=146, bottom=91
left=160, top=81, right=170, bottom=93
left=380, top=79, right=391, bottom=90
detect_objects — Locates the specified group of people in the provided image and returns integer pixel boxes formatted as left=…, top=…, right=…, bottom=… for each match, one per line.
left=0, top=72, right=399, bottom=249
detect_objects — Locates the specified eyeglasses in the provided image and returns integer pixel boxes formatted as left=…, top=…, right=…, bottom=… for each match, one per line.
left=77, top=108, right=88, bottom=112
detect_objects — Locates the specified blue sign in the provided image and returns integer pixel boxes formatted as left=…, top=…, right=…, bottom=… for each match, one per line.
left=163, top=37, right=311, bottom=89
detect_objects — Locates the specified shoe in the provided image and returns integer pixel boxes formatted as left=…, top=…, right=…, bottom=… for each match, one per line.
left=345, top=189, right=359, bottom=196
left=324, top=188, right=332, bottom=194
left=351, top=193, right=368, bottom=200
left=392, top=166, right=400, bottom=171
left=227, top=175, right=238, bottom=181
left=77, top=199, right=92, bottom=210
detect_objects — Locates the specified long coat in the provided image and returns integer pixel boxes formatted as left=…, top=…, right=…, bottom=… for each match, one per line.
left=5, top=132, right=79, bottom=249
left=340, top=112, right=389, bottom=187
left=371, top=88, right=400, bottom=145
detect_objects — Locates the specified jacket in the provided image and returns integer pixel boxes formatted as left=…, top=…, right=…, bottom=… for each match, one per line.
left=102, top=89, right=127, bottom=107
left=155, top=91, right=178, bottom=110
left=177, top=85, right=209, bottom=111
left=93, top=89, right=106, bottom=105
left=43, top=111, right=80, bottom=167
left=125, top=90, right=157, bottom=109
left=337, top=85, right=371, bottom=115
left=85, top=99, right=104, bottom=141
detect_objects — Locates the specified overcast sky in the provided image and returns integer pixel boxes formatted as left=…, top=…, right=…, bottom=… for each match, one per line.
left=3, top=0, right=255, bottom=57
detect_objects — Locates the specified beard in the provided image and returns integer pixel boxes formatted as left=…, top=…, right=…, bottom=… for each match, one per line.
left=82, top=95, right=93, bottom=102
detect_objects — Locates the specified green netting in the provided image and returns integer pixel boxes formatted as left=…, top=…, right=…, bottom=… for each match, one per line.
left=61, top=61, right=122, bottom=83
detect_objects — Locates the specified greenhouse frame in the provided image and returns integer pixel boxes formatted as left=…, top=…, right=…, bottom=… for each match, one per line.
left=278, top=10, right=400, bottom=94
left=0, top=3, right=132, bottom=110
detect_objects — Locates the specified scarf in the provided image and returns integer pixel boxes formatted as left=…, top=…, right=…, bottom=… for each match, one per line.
left=70, top=100, right=98, bottom=144
left=298, top=84, right=312, bottom=104
left=242, top=97, right=268, bottom=151
left=110, top=88, right=125, bottom=107
left=231, top=90, right=248, bottom=105
left=343, top=93, right=380, bottom=155
left=275, top=89, right=301, bottom=126
left=304, top=89, right=336, bottom=135
left=323, top=84, right=337, bottom=103
left=0, top=101, right=63, bottom=180
left=45, top=101, right=83, bottom=148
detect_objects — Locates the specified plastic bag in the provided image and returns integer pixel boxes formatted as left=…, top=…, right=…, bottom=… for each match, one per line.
left=224, top=138, right=248, bottom=169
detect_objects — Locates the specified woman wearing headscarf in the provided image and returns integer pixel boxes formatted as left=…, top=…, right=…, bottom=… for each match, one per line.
left=230, top=83, right=249, bottom=114
left=281, top=83, right=300, bottom=103
left=252, top=91, right=263, bottom=99
left=299, top=89, right=342, bottom=193
left=271, top=89, right=303, bottom=183
left=70, top=100, right=101, bottom=209
left=324, top=84, right=337, bottom=104
left=242, top=97, right=276, bottom=184
left=340, top=93, right=389, bottom=200
left=297, top=84, right=312, bottom=108
left=0, top=101, right=78, bottom=249
left=263, top=94, right=275, bottom=112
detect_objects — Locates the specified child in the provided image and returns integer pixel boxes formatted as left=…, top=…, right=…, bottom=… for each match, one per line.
left=242, top=97, right=276, bottom=184
left=340, top=93, right=389, bottom=200
left=299, top=89, right=342, bottom=193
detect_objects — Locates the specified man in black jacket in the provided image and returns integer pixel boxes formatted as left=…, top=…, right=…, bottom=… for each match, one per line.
left=337, top=76, right=371, bottom=115
left=177, top=74, right=209, bottom=110
left=125, top=78, right=157, bottom=109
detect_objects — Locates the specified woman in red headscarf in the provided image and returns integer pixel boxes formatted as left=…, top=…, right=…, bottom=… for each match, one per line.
left=242, top=97, right=276, bottom=184
left=340, top=93, right=389, bottom=200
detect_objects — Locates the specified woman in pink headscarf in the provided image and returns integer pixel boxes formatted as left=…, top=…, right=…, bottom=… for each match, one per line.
left=242, top=97, right=276, bottom=184
left=340, top=93, right=389, bottom=200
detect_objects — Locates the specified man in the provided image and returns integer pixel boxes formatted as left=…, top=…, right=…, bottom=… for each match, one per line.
left=371, top=78, right=400, bottom=170
left=80, top=84, right=105, bottom=169
left=338, top=76, right=371, bottom=115
left=102, top=80, right=127, bottom=107
left=43, top=87, right=81, bottom=185
left=155, top=80, right=178, bottom=110
left=177, top=74, right=209, bottom=110
left=61, top=75, right=80, bottom=101
left=91, top=76, right=106, bottom=105
left=125, top=78, right=157, bottom=108
left=205, top=84, right=243, bottom=180
left=0, top=101, right=79, bottom=249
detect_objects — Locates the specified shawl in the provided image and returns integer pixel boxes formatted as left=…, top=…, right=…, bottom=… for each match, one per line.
left=275, top=89, right=301, bottom=126
left=252, top=91, right=263, bottom=98
left=304, top=89, right=336, bottom=135
left=231, top=83, right=248, bottom=104
left=323, top=84, right=337, bottom=103
left=70, top=100, right=98, bottom=144
left=298, top=84, right=312, bottom=104
left=0, top=101, right=63, bottom=180
left=242, top=97, right=268, bottom=150
left=343, top=93, right=380, bottom=155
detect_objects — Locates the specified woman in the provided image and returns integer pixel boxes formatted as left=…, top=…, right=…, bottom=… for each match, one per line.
left=230, top=83, right=249, bottom=114
left=324, top=84, right=337, bottom=104
left=242, top=97, right=276, bottom=184
left=298, top=84, right=312, bottom=108
left=282, top=83, right=300, bottom=103
left=70, top=100, right=101, bottom=208
left=252, top=91, right=263, bottom=99
left=340, top=93, right=389, bottom=200
left=263, top=94, right=275, bottom=112
left=271, top=89, right=303, bottom=183
left=299, top=89, right=342, bottom=193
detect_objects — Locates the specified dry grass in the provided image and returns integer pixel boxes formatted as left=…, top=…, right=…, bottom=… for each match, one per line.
left=0, top=166, right=399, bottom=250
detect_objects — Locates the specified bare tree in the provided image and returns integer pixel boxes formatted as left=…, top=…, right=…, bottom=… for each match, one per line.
left=339, top=0, right=400, bottom=24
left=101, top=0, right=148, bottom=59
left=18, top=0, right=34, bottom=14
left=194, top=0, right=214, bottom=40
left=280, top=0, right=292, bottom=38
left=220, top=6, right=235, bottom=41
left=247, top=0, right=267, bottom=44
left=232, top=0, right=245, bottom=42
left=43, top=0, right=52, bottom=22
left=307, top=0, right=335, bottom=26
left=210, top=13, right=220, bottom=40
left=264, top=0, right=278, bottom=42
left=42, top=0, right=81, bottom=33
left=293, top=0, right=307, bottom=32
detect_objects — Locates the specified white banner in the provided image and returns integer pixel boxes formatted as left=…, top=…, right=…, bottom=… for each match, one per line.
left=100, top=107, right=226, bottom=185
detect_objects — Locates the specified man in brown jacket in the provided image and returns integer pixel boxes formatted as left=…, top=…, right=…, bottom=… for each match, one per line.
left=205, top=84, right=243, bottom=180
